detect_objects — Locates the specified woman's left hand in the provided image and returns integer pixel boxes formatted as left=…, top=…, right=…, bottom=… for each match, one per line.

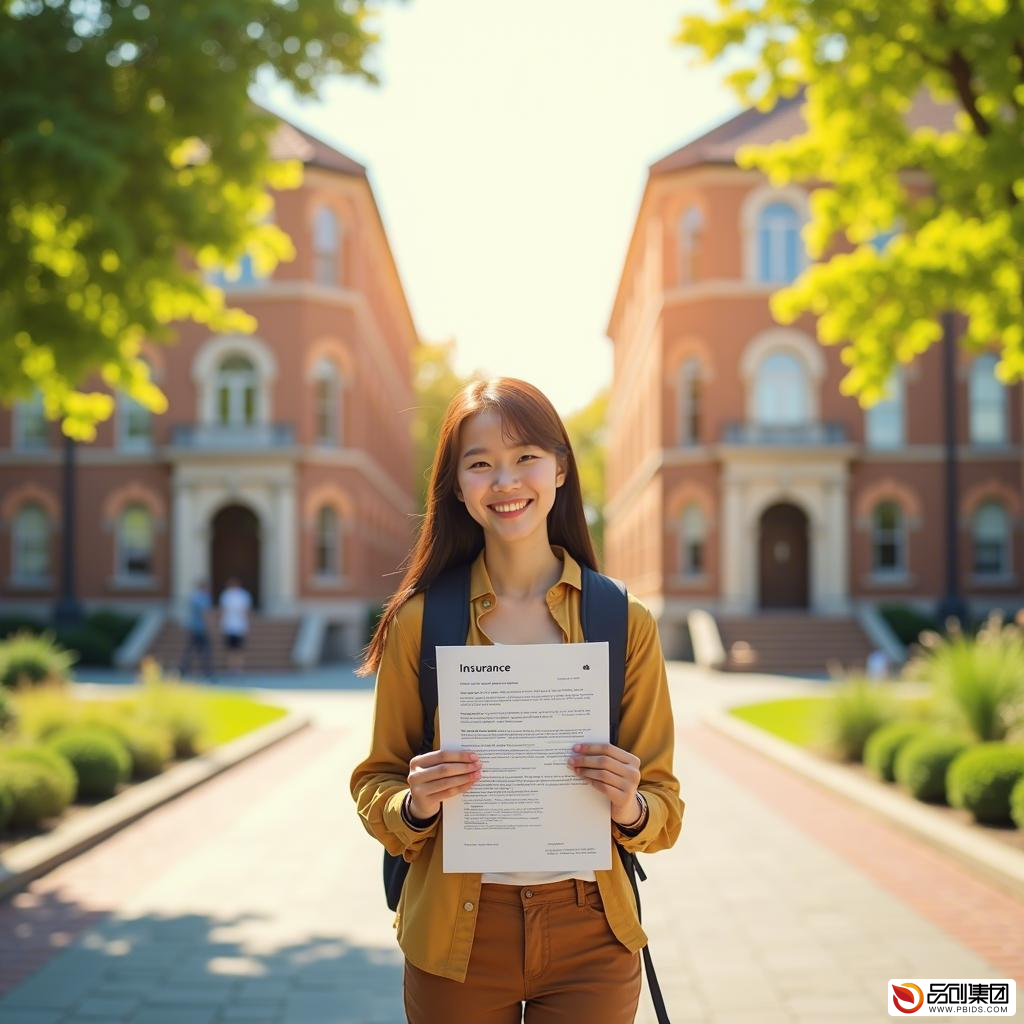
left=567, top=743, right=642, bottom=825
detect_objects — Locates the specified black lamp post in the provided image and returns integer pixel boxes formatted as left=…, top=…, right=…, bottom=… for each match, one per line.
left=52, top=431, right=84, bottom=629
left=936, top=310, right=968, bottom=626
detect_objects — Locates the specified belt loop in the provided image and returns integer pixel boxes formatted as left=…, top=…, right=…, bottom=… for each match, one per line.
left=575, top=878, right=586, bottom=906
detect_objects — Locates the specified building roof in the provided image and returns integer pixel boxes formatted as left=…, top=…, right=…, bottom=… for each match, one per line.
left=649, top=86, right=958, bottom=176
left=265, top=110, right=368, bottom=177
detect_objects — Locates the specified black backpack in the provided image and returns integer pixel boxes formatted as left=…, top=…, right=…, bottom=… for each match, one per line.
left=381, top=560, right=670, bottom=1024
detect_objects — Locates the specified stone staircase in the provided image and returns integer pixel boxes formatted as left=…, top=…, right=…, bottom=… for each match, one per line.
left=144, top=617, right=302, bottom=674
left=716, top=613, right=876, bottom=676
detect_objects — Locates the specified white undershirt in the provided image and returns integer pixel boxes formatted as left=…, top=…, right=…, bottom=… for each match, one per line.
left=480, top=642, right=596, bottom=885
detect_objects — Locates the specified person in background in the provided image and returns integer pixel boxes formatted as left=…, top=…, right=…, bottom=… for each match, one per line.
left=218, top=576, right=252, bottom=676
left=179, top=578, right=214, bottom=680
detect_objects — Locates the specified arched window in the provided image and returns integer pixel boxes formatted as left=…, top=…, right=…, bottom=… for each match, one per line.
left=678, top=358, right=702, bottom=445
left=314, top=207, right=340, bottom=286
left=14, top=391, right=48, bottom=451
left=678, top=207, right=703, bottom=284
left=216, top=354, right=258, bottom=427
left=757, top=202, right=801, bottom=284
left=118, top=360, right=154, bottom=451
left=969, top=354, right=1007, bottom=446
left=312, top=359, right=340, bottom=446
left=679, top=505, right=706, bottom=578
left=871, top=501, right=905, bottom=575
left=972, top=501, right=1009, bottom=577
left=117, top=505, right=154, bottom=578
left=13, top=504, right=49, bottom=582
left=315, top=505, right=340, bottom=577
left=865, top=366, right=904, bottom=449
left=755, top=352, right=809, bottom=425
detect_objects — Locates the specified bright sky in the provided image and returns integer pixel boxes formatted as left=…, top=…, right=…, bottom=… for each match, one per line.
left=256, top=0, right=744, bottom=417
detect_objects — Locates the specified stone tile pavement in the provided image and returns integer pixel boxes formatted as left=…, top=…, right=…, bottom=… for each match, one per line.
left=0, top=665, right=1018, bottom=1023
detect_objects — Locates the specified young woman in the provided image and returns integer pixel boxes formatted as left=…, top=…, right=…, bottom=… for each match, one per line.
left=351, top=378, right=683, bottom=1023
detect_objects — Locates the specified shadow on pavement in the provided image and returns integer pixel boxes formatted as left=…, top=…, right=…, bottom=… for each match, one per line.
left=0, top=889, right=404, bottom=1023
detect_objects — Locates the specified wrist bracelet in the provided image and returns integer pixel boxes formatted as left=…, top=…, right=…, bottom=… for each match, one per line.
left=618, top=793, right=647, bottom=832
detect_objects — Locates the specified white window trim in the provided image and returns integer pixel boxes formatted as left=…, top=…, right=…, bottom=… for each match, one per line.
left=192, top=335, right=277, bottom=428
left=740, top=184, right=810, bottom=284
left=740, top=328, right=824, bottom=424
left=968, top=355, right=1008, bottom=447
left=13, top=394, right=49, bottom=452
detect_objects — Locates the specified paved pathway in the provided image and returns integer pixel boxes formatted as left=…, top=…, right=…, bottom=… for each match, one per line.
left=0, top=665, right=1019, bottom=1023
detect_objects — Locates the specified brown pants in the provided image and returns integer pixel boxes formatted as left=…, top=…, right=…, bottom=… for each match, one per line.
left=404, top=878, right=642, bottom=1023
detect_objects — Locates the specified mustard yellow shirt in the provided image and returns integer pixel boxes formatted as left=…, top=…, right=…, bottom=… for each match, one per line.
left=350, top=545, right=684, bottom=982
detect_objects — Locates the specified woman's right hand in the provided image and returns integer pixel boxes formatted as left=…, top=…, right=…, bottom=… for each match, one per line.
left=407, top=749, right=481, bottom=820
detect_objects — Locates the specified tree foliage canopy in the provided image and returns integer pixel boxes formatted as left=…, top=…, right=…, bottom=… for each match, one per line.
left=678, top=0, right=1024, bottom=404
left=0, top=0, right=381, bottom=437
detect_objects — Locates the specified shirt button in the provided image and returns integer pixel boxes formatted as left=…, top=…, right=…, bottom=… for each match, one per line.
left=463, top=901, right=474, bottom=912
left=524, top=889, right=534, bottom=898
left=482, top=598, right=492, bottom=608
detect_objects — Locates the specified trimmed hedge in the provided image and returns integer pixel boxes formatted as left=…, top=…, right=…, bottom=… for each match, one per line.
left=894, top=733, right=973, bottom=803
left=947, top=744, right=1024, bottom=825
left=80, top=715, right=173, bottom=780
left=0, top=749, right=76, bottom=828
left=0, top=779, right=13, bottom=831
left=45, top=727, right=131, bottom=800
left=863, top=721, right=931, bottom=782
left=1011, top=776, right=1024, bottom=830
left=0, top=744, right=77, bottom=804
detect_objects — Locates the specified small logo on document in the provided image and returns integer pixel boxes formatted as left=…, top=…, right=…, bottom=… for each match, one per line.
left=582, top=664, right=590, bottom=670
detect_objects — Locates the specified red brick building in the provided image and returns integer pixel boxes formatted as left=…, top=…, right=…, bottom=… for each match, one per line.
left=0, top=117, right=418, bottom=662
left=606, top=94, right=1023, bottom=663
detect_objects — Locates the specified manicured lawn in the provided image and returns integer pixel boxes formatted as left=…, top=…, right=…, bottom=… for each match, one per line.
left=191, top=690, right=290, bottom=746
left=729, top=693, right=935, bottom=749
left=729, top=697, right=827, bottom=748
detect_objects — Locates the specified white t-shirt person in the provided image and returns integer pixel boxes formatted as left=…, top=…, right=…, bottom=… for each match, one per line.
left=219, top=585, right=252, bottom=637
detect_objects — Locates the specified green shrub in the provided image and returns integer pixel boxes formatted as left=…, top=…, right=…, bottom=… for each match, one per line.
left=84, top=610, right=136, bottom=649
left=45, top=727, right=131, bottom=800
left=905, top=615, right=1024, bottom=741
left=947, top=743, right=1024, bottom=824
left=53, top=625, right=116, bottom=667
left=0, top=743, right=78, bottom=804
left=0, top=615, right=45, bottom=640
left=0, top=760, right=71, bottom=828
left=126, top=659, right=208, bottom=758
left=81, top=714, right=173, bottom=780
left=8, top=684, right=81, bottom=741
left=894, top=732, right=973, bottom=803
left=1011, top=776, right=1024, bottom=830
left=816, top=677, right=901, bottom=762
left=864, top=721, right=932, bottom=781
left=0, top=779, right=13, bottom=831
left=0, top=631, right=76, bottom=690
left=879, top=603, right=940, bottom=648
left=0, top=687, right=16, bottom=734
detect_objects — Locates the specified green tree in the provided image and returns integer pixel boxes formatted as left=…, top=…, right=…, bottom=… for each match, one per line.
left=678, top=1, right=1023, bottom=404
left=411, top=338, right=478, bottom=511
left=1, top=0, right=381, bottom=438
left=564, top=388, right=608, bottom=562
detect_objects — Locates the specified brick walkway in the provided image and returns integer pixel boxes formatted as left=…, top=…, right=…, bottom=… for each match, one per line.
left=0, top=677, right=1017, bottom=1023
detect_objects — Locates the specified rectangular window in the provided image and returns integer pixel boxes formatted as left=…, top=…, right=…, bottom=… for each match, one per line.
left=974, top=541, right=1005, bottom=576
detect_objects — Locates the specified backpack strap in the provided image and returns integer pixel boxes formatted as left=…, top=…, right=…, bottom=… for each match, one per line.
left=416, top=561, right=472, bottom=752
left=580, top=566, right=628, bottom=745
left=581, top=565, right=671, bottom=1024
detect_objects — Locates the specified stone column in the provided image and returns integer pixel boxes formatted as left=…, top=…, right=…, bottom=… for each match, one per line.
left=171, top=481, right=194, bottom=623
left=274, top=481, right=297, bottom=614
left=720, top=475, right=747, bottom=614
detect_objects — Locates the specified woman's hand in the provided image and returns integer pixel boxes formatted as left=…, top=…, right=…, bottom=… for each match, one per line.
left=567, top=743, right=643, bottom=826
left=407, top=749, right=481, bottom=820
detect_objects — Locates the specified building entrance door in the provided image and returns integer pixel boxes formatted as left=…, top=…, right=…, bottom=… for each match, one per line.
left=210, top=504, right=261, bottom=609
left=758, top=502, right=808, bottom=609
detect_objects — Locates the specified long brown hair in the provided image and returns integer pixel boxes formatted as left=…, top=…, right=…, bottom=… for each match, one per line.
left=357, top=377, right=598, bottom=676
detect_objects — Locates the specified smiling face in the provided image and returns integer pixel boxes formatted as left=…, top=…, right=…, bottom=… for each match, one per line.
left=455, top=409, right=566, bottom=541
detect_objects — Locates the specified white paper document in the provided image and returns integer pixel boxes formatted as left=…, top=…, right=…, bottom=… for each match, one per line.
left=436, top=641, right=612, bottom=873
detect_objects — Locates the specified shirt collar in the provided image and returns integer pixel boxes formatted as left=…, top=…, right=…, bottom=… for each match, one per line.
left=470, top=544, right=583, bottom=602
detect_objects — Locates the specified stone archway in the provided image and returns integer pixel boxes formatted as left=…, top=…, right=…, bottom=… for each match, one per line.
left=210, top=504, right=261, bottom=610
left=758, top=502, right=809, bottom=609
